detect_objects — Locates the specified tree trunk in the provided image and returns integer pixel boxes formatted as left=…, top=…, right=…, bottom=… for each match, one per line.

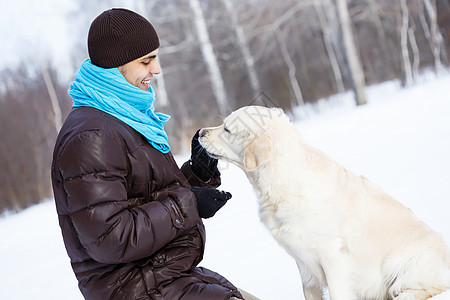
left=400, top=0, right=414, bottom=85
left=423, top=0, right=444, bottom=73
left=154, top=60, right=170, bottom=108
left=276, top=28, right=304, bottom=107
left=42, top=66, right=62, bottom=132
left=188, top=0, right=229, bottom=116
left=315, top=1, right=345, bottom=95
left=222, top=0, right=261, bottom=98
left=408, top=27, right=420, bottom=80
left=335, top=0, right=367, bottom=105
left=366, top=0, right=396, bottom=78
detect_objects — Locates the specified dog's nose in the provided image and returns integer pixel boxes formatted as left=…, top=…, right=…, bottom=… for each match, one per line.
left=199, top=128, right=205, bottom=137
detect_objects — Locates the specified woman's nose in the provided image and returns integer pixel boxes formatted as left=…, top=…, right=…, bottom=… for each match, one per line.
left=150, top=59, right=161, bottom=75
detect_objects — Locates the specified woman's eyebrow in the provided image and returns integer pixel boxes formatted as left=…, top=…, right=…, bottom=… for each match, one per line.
left=142, top=52, right=159, bottom=60
left=142, top=55, right=156, bottom=61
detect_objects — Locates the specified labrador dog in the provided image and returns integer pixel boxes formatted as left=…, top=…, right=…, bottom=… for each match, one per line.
left=198, top=105, right=450, bottom=300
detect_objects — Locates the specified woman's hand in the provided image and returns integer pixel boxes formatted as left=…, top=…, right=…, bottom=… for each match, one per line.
left=190, top=129, right=219, bottom=182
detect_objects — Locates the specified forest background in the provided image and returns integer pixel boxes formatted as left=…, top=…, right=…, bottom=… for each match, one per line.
left=1, top=0, right=449, bottom=213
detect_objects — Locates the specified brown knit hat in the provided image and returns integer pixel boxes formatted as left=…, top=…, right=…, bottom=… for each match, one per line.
left=88, top=8, right=160, bottom=68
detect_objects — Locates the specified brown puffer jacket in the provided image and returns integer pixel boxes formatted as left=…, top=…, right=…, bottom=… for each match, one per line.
left=51, top=107, right=242, bottom=300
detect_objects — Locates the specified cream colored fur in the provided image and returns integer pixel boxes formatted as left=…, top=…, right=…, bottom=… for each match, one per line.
left=199, top=106, right=450, bottom=300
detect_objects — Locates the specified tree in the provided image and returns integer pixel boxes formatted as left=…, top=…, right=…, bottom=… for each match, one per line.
left=42, top=66, right=63, bottom=132
left=0, top=65, right=70, bottom=213
left=400, top=0, right=414, bottom=85
left=276, top=27, right=305, bottom=107
left=314, top=0, right=345, bottom=95
left=423, top=0, right=445, bottom=73
left=335, top=0, right=367, bottom=105
left=188, top=0, right=229, bottom=116
left=222, top=0, right=261, bottom=98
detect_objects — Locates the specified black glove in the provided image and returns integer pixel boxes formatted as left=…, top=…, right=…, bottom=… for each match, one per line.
left=190, top=129, right=219, bottom=182
left=190, top=187, right=231, bottom=218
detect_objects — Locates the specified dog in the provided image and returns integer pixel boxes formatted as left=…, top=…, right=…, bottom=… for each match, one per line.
left=198, top=105, right=450, bottom=300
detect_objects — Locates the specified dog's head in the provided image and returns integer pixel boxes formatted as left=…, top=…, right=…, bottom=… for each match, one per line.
left=199, top=106, right=288, bottom=171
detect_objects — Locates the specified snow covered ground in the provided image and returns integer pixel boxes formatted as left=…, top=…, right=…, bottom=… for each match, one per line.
left=1, top=73, right=450, bottom=299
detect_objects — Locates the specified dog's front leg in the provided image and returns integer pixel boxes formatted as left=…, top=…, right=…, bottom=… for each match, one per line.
left=326, top=273, right=356, bottom=300
left=303, top=285, right=323, bottom=300
left=297, top=261, right=324, bottom=300
left=321, top=253, right=356, bottom=300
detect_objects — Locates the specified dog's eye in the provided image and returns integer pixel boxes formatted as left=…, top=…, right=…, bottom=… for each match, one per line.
left=224, top=127, right=230, bottom=133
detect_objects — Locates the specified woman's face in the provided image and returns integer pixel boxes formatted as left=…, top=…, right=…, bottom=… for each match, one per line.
left=118, top=48, right=161, bottom=91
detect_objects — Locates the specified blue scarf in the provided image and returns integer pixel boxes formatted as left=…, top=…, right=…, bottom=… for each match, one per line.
left=69, top=59, right=170, bottom=153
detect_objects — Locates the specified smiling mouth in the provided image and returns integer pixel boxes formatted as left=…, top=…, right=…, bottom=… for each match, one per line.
left=141, top=79, right=151, bottom=85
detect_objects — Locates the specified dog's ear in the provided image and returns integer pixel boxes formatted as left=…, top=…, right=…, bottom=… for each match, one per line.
left=244, top=131, right=272, bottom=171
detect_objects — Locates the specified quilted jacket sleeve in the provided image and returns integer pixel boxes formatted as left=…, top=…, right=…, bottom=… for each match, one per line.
left=180, top=161, right=221, bottom=188
left=56, top=129, right=200, bottom=264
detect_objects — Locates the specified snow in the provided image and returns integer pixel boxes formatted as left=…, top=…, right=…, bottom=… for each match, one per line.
left=1, top=73, right=450, bottom=299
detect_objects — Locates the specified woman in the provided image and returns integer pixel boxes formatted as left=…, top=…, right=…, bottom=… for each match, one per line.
left=51, top=8, right=256, bottom=300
